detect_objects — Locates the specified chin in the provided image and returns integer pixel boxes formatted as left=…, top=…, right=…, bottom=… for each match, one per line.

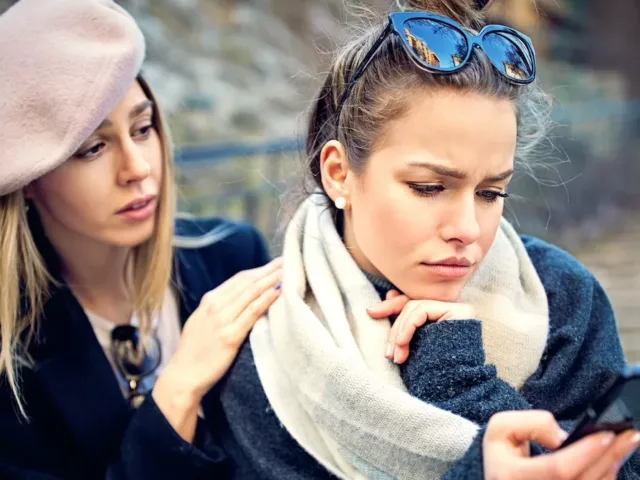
left=107, top=222, right=156, bottom=247
left=401, top=281, right=465, bottom=302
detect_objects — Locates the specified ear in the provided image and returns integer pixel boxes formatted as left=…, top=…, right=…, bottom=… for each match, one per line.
left=320, top=140, right=351, bottom=208
left=22, top=183, right=35, bottom=200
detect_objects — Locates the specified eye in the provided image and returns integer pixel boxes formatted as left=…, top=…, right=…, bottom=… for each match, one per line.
left=134, top=123, right=153, bottom=139
left=74, top=142, right=105, bottom=160
left=409, top=183, right=445, bottom=198
left=477, top=190, right=509, bottom=203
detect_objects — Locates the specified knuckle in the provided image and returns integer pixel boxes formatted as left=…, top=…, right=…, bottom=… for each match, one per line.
left=491, top=411, right=509, bottom=424
left=250, top=281, right=266, bottom=297
left=459, top=303, right=475, bottom=317
left=219, top=327, right=241, bottom=348
left=236, top=270, right=252, bottom=281
left=540, top=410, right=556, bottom=427
left=246, top=302, right=262, bottom=318
left=200, top=292, right=216, bottom=308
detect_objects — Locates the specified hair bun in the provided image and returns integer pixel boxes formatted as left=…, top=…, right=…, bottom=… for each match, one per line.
left=398, top=0, right=493, bottom=26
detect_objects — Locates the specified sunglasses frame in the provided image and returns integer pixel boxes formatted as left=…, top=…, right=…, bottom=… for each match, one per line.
left=336, top=12, right=536, bottom=123
left=111, top=325, right=162, bottom=408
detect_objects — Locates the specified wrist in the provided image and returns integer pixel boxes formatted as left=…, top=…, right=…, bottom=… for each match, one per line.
left=153, top=363, right=203, bottom=412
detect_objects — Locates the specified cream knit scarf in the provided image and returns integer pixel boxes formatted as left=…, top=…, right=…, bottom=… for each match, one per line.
left=250, top=195, right=549, bottom=479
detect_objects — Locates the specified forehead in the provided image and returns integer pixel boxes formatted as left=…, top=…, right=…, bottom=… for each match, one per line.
left=371, top=89, right=517, bottom=172
left=111, top=81, right=149, bottom=115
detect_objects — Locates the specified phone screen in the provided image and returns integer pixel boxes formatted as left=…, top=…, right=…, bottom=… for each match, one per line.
left=606, top=376, right=640, bottom=428
left=562, top=370, right=640, bottom=448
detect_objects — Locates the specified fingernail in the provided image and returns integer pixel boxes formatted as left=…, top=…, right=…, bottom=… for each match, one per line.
left=274, top=282, right=281, bottom=290
left=385, top=343, right=393, bottom=358
left=393, top=348, right=400, bottom=364
left=602, top=433, right=615, bottom=447
left=632, top=432, right=640, bottom=444
left=557, top=429, right=568, bottom=443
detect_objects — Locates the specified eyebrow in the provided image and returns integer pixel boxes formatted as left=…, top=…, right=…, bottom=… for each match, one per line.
left=95, top=99, right=154, bottom=130
left=406, top=161, right=514, bottom=182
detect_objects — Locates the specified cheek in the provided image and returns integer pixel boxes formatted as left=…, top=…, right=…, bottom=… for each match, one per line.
left=32, top=165, right=110, bottom=223
left=476, top=206, right=503, bottom=256
left=146, top=133, right=164, bottom=181
left=352, top=181, right=437, bottom=257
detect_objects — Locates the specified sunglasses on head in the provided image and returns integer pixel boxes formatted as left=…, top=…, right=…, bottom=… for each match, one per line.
left=111, top=325, right=162, bottom=408
left=336, top=12, right=536, bottom=122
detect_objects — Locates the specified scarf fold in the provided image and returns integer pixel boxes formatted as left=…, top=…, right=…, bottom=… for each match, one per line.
left=250, top=194, right=549, bottom=479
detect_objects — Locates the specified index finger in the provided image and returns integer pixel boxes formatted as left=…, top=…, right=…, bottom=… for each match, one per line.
left=485, top=411, right=567, bottom=449
left=367, top=294, right=410, bottom=319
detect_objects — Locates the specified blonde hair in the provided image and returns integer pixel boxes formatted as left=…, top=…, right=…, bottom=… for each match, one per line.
left=306, top=0, right=552, bottom=191
left=0, top=75, right=176, bottom=416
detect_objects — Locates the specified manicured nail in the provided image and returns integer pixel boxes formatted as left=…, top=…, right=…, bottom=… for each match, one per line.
left=602, top=433, right=615, bottom=447
left=385, top=343, right=393, bottom=358
left=274, top=282, right=281, bottom=290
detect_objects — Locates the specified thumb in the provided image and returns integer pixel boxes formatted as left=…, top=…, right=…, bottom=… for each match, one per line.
left=511, top=431, right=616, bottom=480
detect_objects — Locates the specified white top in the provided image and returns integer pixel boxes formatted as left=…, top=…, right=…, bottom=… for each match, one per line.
left=85, top=288, right=182, bottom=400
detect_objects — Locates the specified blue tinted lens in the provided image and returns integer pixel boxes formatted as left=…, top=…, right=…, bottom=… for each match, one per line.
left=482, top=31, right=533, bottom=81
left=403, top=19, right=468, bottom=70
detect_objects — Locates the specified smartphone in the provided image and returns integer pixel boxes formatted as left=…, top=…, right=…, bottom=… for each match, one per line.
left=561, top=364, right=640, bottom=448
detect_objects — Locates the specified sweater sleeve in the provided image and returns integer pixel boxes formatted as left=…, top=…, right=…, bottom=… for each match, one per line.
left=399, top=236, right=638, bottom=479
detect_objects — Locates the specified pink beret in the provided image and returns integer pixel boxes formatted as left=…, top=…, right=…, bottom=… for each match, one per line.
left=0, top=0, right=146, bottom=195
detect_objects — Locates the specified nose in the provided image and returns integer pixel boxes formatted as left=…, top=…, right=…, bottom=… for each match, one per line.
left=440, top=194, right=481, bottom=246
left=117, top=138, right=151, bottom=186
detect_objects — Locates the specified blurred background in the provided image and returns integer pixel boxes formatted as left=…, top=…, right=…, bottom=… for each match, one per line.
left=2, top=0, right=638, bottom=360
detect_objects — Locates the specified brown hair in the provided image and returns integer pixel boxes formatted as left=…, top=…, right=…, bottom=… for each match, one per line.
left=0, top=75, right=176, bottom=416
left=305, top=0, right=551, bottom=192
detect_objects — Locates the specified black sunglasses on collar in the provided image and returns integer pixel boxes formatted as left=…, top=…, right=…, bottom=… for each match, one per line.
left=336, top=12, right=536, bottom=122
left=111, top=325, right=162, bottom=408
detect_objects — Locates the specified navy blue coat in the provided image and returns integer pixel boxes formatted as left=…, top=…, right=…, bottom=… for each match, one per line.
left=0, top=216, right=269, bottom=479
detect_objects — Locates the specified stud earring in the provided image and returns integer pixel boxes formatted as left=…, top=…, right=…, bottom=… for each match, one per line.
left=334, top=197, right=347, bottom=210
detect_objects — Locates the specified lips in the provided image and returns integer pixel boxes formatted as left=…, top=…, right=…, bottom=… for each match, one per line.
left=419, top=257, right=475, bottom=279
left=424, top=257, right=473, bottom=267
left=117, top=194, right=156, bottom=214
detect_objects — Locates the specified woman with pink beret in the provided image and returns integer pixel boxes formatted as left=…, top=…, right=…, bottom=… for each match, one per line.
left=0, top=0, right=280, bottom=478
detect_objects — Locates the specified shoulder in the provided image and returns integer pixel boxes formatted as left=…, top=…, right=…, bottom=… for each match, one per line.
left=174, top=215, right=271, bottom=276
left=521, top=235, right=617, bottom=338
left=521, top=234, right=598, bottom=298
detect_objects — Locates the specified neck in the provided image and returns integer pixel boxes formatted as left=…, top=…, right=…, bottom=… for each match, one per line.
left=361, top=270, right=397, bottom=294
left=39, top=215, right=132, bottom=320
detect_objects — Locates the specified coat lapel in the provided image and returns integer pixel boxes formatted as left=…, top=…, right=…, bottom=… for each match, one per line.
left=26, top=209, right=131, bottom=465
left=31, top=284, right=132, bottom=467
left=31, top=248, right=218, bottom=464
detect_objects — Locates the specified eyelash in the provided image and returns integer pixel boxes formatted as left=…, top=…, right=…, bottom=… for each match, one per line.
left=74, top=123, right=154, bottom=160
left=408, top=184, right=509, bottom=204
